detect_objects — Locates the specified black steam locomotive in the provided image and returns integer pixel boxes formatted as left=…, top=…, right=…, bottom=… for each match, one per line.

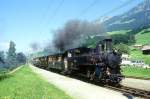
left=32, top=38, right=124, bottom=84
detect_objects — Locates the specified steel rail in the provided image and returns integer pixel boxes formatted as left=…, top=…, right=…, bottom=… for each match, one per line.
left=104, top=85, right=150, bottom=99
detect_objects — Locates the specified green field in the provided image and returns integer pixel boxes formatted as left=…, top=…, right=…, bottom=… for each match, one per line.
left=0, top=65, right=71, bottom=99
left=129, top=28, right=150, bottom=64
left=130, top=49, right=150, bottom=64
left=135, top=28, right=150, bottom=45
left=122, top=66, right=150, bottom=78
left=107, top=28, right=150, bottom=45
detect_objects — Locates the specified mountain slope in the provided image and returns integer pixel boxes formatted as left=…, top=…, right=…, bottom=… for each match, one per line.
left=103, top=0, right=150, bottom=31
left=135, top=28, right=150, bottom=44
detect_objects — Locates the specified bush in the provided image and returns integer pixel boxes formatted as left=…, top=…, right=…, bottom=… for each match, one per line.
left=114, top=43, right=130, bottom=54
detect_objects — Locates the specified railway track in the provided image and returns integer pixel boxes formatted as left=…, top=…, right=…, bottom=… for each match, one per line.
left=68, top=73, right=150, bottom=99
left=105, top=85, right=150, bottom=99
left=64, top=73, right=150, bottom=99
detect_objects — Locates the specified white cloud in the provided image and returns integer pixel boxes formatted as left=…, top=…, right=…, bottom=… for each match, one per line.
left=0, top=42, right=9, bottom=51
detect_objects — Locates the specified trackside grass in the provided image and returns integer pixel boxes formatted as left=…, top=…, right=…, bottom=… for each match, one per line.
left=0, top=65, right=72, bottom=99
left=121, top=67, right=150, bottom=78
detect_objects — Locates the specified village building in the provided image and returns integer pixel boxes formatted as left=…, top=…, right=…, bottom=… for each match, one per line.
left=142, top=45, right=150, bottom=54
left=121, top=54, right=131, bottom=66
left=121, top=54, right=148, bottom=68
left=133, top=44, right=143, bottom=49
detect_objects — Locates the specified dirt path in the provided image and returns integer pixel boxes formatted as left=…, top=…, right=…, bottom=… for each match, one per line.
left=8, top=66, right=23, bottom=74
left=29, top=65, right=141, bottom=99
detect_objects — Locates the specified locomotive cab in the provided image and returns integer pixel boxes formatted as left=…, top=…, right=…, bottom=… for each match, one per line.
left=96, top=38, right=113, bottom=54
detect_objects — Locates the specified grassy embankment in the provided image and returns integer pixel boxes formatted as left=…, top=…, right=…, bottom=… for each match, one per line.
left=0, top=65, right=72, bottom=99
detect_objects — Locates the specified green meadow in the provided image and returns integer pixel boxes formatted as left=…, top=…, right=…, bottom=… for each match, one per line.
left=121, top=66, right=150, bottom=78
left=0, top=65, right=71, bottom=99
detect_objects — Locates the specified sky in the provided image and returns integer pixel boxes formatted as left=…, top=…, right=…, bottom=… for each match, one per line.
left=0, top=0, right=144, bottom=53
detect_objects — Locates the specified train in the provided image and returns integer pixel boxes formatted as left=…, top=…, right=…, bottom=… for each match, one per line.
left=32, top=38, right=124, bottom=85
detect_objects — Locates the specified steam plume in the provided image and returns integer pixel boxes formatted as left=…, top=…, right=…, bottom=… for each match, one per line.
left=53, top=20, right=106, bottom=51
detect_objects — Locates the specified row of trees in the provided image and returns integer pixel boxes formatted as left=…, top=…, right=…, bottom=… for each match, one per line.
left=111, top=33, right=135, bottom=45
left=110, top=26, right=150, bottom=54
left=110, top=33, right=134, bottom=55
left=0, top=41, right=26, bottom=70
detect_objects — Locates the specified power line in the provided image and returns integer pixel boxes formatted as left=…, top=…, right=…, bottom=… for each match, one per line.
left=77, top=0, right=99, bottom=18
left=39, top=0, right=54, bottom=25
left=94, top=0, right=136, bottom=23
left=39, top=0, right=64, bottom=35
left=51, top=0, right=65, bottom=19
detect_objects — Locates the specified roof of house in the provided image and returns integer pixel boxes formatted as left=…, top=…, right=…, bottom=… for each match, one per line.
left=142, top=45, right=150, bottom=50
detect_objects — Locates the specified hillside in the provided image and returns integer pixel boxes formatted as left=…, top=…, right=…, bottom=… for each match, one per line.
left=132, top=28, right=150, bottom=64
left=135, top=28, right=150, bottom=45
left=109, top=27, right=150, bottom=64
left=103, top=0, right=150, bottom=31
left=107, top=28, right=150, bottom=45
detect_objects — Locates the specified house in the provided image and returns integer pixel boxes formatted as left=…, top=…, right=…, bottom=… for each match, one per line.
left=142, top=45, right=150, bottom=54
left=130, top=60, right=144, bottom=67
left=121, top=54, right=131, bottom=66
left=121, top=54, right=146, bottom=67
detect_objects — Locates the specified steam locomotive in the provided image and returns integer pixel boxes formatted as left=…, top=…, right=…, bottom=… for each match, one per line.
left=32, top=38, right=124, bottom=84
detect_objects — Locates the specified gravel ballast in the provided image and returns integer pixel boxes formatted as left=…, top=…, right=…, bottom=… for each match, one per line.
left=121, top=78, right=150, bottom=91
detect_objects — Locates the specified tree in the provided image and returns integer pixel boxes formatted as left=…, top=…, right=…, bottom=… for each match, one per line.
left=16, top=52, right=26, bottom=64
left=6, top=41, right=17, bottom=67
left=114, top=43, right=130, bottom=54
left=111, top=33, right=135, bottom=45
left=0, top=51, right=5, bottom=68
left=0, top=51, right=5, bottom=63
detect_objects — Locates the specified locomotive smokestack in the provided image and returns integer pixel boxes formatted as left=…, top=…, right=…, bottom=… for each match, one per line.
left=105, top=38, right=112, bottom=52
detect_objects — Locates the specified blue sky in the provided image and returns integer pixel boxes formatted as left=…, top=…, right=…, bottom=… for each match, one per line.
left=0, top=0, right=144, bottom=53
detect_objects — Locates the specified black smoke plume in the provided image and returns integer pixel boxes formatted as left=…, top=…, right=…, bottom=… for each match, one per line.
left=53, top=20, right=106, bottom=52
